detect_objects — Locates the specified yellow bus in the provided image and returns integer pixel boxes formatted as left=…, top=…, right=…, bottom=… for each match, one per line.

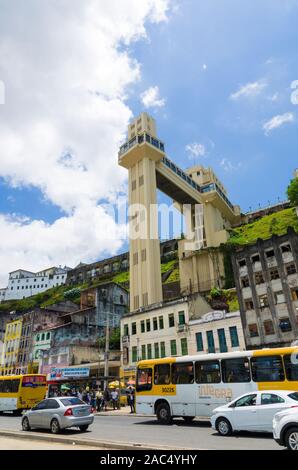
left=136, top=346, right=298, bottom=424
left=0, top=374, right=47, bottom=415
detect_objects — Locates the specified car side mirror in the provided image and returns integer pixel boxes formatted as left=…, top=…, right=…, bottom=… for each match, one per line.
left=229, top=402, right=236, bottom=408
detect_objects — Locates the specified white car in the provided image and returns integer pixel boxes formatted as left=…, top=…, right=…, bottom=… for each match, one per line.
left=211, top=390, right=298, bottom=436
left=273, top=407, right=298, bottom=450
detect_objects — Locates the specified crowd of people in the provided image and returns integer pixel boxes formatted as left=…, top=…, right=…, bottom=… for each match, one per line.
left=49, top=384, right=135, bottom=413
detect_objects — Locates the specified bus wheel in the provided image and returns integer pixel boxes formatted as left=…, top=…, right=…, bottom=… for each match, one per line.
left=22, top=417, right=31, bottom=431
left=51, top=418, right=61, bottom=434
left=156, top=402, right=172, bottom=425
left=183, top=416, right=195, bottom=424
left=216, top=417, right=232, bottom=436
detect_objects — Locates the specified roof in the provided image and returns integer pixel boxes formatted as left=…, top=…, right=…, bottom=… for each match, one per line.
left=81, top=281, right=128, bottom=293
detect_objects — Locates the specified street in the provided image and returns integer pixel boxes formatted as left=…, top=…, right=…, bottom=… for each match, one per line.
left=0, top=413, right=281, bottom=450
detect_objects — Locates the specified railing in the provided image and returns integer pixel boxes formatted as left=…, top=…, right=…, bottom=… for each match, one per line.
left=118, top=132, right=165, bottom=157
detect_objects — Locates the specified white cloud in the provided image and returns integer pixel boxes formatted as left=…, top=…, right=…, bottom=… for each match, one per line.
left=202, top=64, right=207, bottom=71
left=263, top=112, right=294, bottom=135
left=185, top=142, right=206, bottom=158
left=0, top=0, right=170, bottom=285
left=230, top=80, right=267, bottom=100
left=220, top=158, right=242, bottom=172
left=141, top=86, right=166, bottom=108
left=268, top=93, right=279, bottom=102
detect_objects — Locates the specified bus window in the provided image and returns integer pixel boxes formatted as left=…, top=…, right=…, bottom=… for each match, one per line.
left=172, top=362, right=194, bottom=384
left=284, top=354, right=298, bottom=381
left=0, top=379, right=20, bottom=393
left=195, top=360, right=221, bottom=384
left=136, top=368, right=152, bottom=392
left=251, top=355, right=285, bottom=382
left=222, top=358, right=251, bottom=383
left=154, top=364, right=171, bottom=385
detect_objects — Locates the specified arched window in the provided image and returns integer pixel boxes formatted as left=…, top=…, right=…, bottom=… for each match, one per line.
left=46, top=332, right=50, bottom=340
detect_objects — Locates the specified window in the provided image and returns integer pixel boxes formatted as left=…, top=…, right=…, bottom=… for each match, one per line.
left=251, top=355, right=285, bottom=382
left=170, top=340, right=177, bottom=356
left=180, top=338, right=188, bottom=356
left=132, top=346, right=137, bottom=363
left=196, top=332, right=204, bottom=352
left=291, top=288, right=298, bottom=301
left=0, top=379, right=20, bottom=393
left=154, top=364, right=170, bottom=385
left=131, top=323, right=137, bottom=335
left=134, top=295, right=139, bottom=310
left=142, top=293, right=148, bottom=306
left=245, top=299, right=254, bottom=310
left=159, top=316, right=164, bottom=330
left=140, top=321, right=145, bottom=333
left=141, top=249, right=146, bottom=262
left=222, top=358, right=251, bottom=383
left=234, top=394, right=257, bottom=407
left=251, top=254, right=260, bottom=263
left=238, top=259, right=246, bottom=268
left=124, top=324, right=129, bottom=337
left=154, top=343, right=159, bottom=359
left=206, top=331, right=215, bottom=353
left=266, top=249, right=275, bottom=259
left=279, top=318, right=292, bottom=332
left=133, top=253, right=138, bottom=266
left=248, top=324, right=259, bottom=337
left=46, top=399, right=61, bottom=409
left=284, top=354, right=298, bottom=381
left=160, top=342, right=166, bottom=358
left=136, top=368, right=152, bottom=392
left=147, top=344, right=152, bottom=360
left=168, top=314, right=175, bottom=328
left=217, top=329, right=227, bottom=353
left=195, top=360, right=221, bottom=384
left=36, top=334, right=40, bottom=342
left=270, top=268, right=280, bottom=280
left=178, top=311, right=185, bottom=325
left=153, top=317, right=158, bottom=331
left=264, top=320, right=275, bottom=335
left=131, top=180, right=136, bottom=191
left=241, top=276, right=249, bottom=288
left=259, top=295, right=269, bottom=308
left=146, top=319, right=151, bottom=332
left=275, top=291, right=285, bottom=304
left=41, top=333, right=45, bottom=341
left=261, top=393, right=285, bottom=405
left=281, top=244, right=292, bottom=253
left=255, top=272, right=264, bottom=285
left=286, top=263, right=297, bottom=275
left=139, top=175, right=144, bottom=186
left=141, top=344, right=146, bottom=360
left=229, top=326, right=239, bottom=348
left=288, top=392, right=298, bottom=401
left=172, top=362, right=194, bottom=384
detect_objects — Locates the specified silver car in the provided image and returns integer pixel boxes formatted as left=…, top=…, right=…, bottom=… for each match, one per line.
left=21, top=397, right=94, bottom=434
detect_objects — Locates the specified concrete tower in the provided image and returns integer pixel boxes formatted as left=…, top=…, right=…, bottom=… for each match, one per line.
left=119, top=113, right=164, bottom=311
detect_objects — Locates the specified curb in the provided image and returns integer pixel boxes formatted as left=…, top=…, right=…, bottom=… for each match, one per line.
left=0, top=429, right=189, bottom=451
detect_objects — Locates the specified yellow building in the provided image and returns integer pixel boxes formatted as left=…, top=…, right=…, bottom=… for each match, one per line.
left=0, top=318, right=23, bottom=376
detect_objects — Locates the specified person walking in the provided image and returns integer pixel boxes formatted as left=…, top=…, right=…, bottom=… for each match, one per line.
left=103, top=387, right=110, bottom=411
left=96, top=389, right=103, bottom=412
left=111, top=389, right=119, bottom=410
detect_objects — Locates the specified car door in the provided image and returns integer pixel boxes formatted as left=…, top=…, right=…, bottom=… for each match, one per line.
left=257, top=393, right=288, bottom=432
left=29, top=399, right=48, bottom=427
left=42, top=398, right=61, bottom=429
left=231, top=393, right=260, bottom=431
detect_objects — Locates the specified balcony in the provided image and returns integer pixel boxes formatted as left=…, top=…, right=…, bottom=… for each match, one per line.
left=177, top=324, right=188, bottom=333
left=122, top=335, right=130, bottom=346
left=118, top=132, right=165, bottom=159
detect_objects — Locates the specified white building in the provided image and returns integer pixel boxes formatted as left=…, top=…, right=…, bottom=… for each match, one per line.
left=3, top=266, right=71, bottom=301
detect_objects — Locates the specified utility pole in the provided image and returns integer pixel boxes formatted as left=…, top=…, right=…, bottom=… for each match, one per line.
left=104, top=309, right=110, bottom=390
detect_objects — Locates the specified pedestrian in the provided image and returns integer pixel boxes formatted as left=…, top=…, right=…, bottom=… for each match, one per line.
left=111, top=389, right=119, bottom=410
left=103, top=387, right=110, bottom=411
left=126, top=386, right=135, bottom=413
left=96, top=389, right=103, bottom=412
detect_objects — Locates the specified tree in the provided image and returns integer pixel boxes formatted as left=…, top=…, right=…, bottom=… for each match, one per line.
left=287, top=178, right=298, bottom=206
left=98, top=327, right=120, bottom=351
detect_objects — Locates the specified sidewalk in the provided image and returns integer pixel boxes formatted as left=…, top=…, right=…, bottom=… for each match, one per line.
left=94, top=405, right=152, bottom=417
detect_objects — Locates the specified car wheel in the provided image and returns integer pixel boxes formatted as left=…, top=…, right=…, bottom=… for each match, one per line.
left=285, top=427, right=298, bottom=451
left=216, top=417, right=233, bottom=436
left=22, top=417, right=31, bottom=431
left=183, top=416, right=195, bottom=424
left=79, top=425, right=89, bottom=432
left=156, top=402, right=172, bottom=425
left=51, top=418, right=60, bottom=434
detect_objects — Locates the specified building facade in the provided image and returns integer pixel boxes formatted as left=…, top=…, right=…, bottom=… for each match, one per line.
left=0, top=318, right=23, bottom=375
left=3, top=266, right=71, bottom=301
left=120, top=293, right=212, bottom=371
left=231, top=228, right=298, bottom=349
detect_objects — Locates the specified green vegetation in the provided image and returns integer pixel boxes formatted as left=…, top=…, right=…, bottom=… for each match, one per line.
left=229, top=207, right=298, bottom=246
left=206, top=288, right=239, bottom=313
left=164, top=267, right=180, bottom=284
left=98, top=327, right=120, bottom=351
left=111, top=271, right=129, bottom=285
left=287, top=177, right=298, bottom=206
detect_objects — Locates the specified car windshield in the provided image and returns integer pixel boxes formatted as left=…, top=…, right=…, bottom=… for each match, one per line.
left=59, top=397, right=85, bottom=406
left=288, top=392, right=298, bottom=402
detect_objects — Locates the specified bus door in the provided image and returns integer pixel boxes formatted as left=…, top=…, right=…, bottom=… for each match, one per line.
left=171, top=362, right=196, bottom=417
left=195, top=360, right=225, bottom=417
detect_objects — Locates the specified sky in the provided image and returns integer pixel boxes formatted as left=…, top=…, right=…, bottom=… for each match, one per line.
left=0, top=0, right=297, bottom=286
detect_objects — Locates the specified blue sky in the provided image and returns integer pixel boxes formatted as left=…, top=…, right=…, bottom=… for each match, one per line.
left=0, top=0, right=297, bottom=283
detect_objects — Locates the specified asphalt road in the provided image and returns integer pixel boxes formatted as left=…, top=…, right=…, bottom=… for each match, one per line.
left=0, top=413, right=281, bottom=450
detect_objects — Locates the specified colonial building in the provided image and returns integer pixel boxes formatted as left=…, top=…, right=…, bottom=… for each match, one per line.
left=3, top=266, right=71, bottom=301
left=0, top=318, right=23, bottom=375
left=231, top=227, right=298, bottom=349
left=120, top=293, right=212, bottom=371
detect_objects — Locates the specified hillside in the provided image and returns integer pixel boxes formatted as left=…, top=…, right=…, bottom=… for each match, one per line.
left=228, top=207, right=298, bottom=246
